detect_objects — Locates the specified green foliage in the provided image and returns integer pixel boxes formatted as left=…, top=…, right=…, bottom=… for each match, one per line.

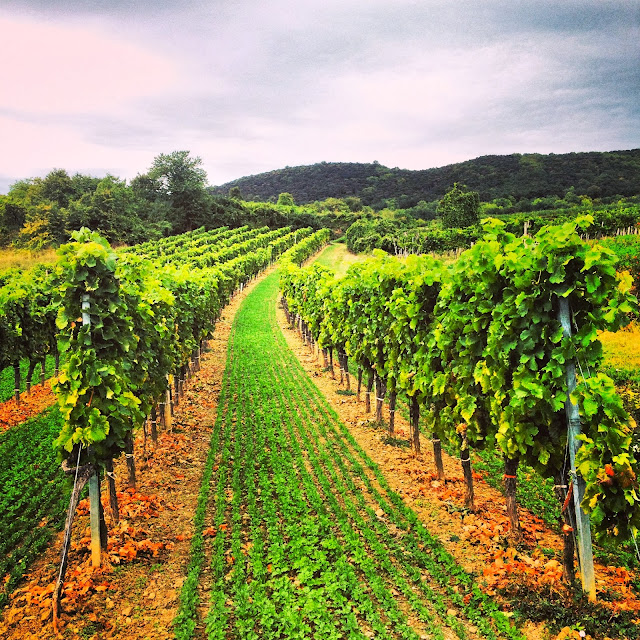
left=0, top=408, right=69, bottom=607
left=2, top=224, right=315, bottom=471
left=499, top=581, right=640, bottom=639
left=599, top=234, right=640, bottom=294
left=277, top=192, right=295, bottom=207
left=228, top=186, right=243, bottom=200
left=282, top=217, right=640, bottom=543
left=0, top=355, right=56, bottom=403
left=211, top=150, right=640, bottom=208
left=5, top=152, right=319, bottom=249
left=0, top=265, right=58, bottom=377
left=343, top=202, right=640, bottom=256
left=438, top=183, right=480, bottom=229
left=142, top=150, right=209, bottom=234
left=53, top=229, right=147, bottom=467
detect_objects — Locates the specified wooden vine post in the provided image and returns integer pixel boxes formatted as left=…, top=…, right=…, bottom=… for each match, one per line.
left=13, top=361, right=20, bottom=405
left=558, top=297, right=596, bottom=601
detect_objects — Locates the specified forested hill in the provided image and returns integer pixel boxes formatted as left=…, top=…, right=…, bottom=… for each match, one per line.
left=211, top=149, right=640, bottom=208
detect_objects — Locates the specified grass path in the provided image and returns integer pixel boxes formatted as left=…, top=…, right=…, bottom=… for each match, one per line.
left=174, top=271, right=522, bottom=640
left=310, top=242, right=363, bottom=277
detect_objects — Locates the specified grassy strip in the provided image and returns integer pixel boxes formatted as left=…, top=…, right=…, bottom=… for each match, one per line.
left=0, top=407, right=70, bottom=609
left=177, top=270, right=529, bottom=637
left=279, top=326, right=521, bottom=639
left=0, top=355, right=57, bottom=403
left=227, top=276, right=370, bottom=638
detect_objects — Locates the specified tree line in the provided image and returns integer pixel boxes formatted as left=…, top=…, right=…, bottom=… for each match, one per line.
left=0, top=152, right=333, bottom=250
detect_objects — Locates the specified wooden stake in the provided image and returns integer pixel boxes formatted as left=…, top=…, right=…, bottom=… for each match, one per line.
left=150, top=406, right=158, bottom=446
left=165, top=386, right=172, bottom=429
left=53, top=458, right=93, bottom=633
left=13, top=361, right=20, bottom=405
left=365, top=370, right=373, bottom=413
left=125, top=432, right=136, bottom=489
left=343, top=353, right=351, bottom=391
left=105, top=458, right=119, bottom=524
left=26, top=359, right=36, bottom=395
left=375, top=374, right=386, bottom=422
left=388, top=390, right=397, bottom=434
left=459, top=427, right=474, bottom=509
left=432, top=438, right=444, bottom=479
left=553, top=470, right=576, bottom=584
left=504, top=457, right=522, bottom=541
left=410, top=396, right=421, bottom=454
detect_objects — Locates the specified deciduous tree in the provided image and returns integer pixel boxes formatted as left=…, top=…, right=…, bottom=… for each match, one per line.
left=437, top=183, right=480, bottom=229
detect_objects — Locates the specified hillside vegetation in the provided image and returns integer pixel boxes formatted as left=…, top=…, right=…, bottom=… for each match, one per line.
left=211, top=149, right=640, bottom=209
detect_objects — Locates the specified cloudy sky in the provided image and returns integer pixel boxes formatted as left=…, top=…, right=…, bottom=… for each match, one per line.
left=0, top=0, right=638, bottom=194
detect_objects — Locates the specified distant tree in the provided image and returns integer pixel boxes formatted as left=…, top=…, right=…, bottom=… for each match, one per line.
left=69, top=173, right=100, bottom=196
left=38, top=169, right=75, bottom=208
left=437, top=183, right=480, bottom=229
left=277, top=192, right=295, bottom=206
left=16, top=202, right=63, bottom=250
left=228, top=186, right=243, bottom=200
left=0, top=196, right=27, bottom=230
left=343, top=196, right=363, bottom=212
left=139, top=151, right=210, bottom=234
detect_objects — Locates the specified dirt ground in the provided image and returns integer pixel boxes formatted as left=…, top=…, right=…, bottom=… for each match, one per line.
left=0, top=381, right=56, bottom=431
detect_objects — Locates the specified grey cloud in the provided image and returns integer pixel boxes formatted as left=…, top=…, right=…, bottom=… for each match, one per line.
left=0, top=0, right=203, bottom=16
left=0, top=176, right=16, bottom=195
left=0, top=0, right=637, bottom=188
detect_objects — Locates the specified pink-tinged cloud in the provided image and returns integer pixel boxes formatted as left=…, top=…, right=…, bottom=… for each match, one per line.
left=0, top=14, right=179, bottom=115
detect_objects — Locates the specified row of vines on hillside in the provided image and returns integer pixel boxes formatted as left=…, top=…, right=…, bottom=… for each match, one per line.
left=0, top=266, right=60, bottom=405
left=281, top=217, right=639, bottom=593
left=345, top=203, right=640, bottom=256
left=0, top=226, right=272, bottom=407
left=53, top=223, right=316, bottom=474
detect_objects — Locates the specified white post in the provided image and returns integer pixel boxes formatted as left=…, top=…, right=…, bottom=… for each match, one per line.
left=558, top=297, right=596, bottom=601
left=82, top=294, right=102, bottom=568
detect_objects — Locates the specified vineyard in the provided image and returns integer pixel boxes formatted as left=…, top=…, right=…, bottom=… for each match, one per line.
left=280, top=218, right=640, bottom=615
left=0, top=225, right=328, bottom=627
left=173, top=273, right=520, bottom=640
left=0, top=217, right=639, bottom=639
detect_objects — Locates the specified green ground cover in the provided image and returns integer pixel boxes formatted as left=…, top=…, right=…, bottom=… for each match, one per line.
left=174, top=271, right=522, bottom=640
left=0, top=407, right=69, bottom=608
left=0, top=355, right=57, bottom=403
left=311, top=241, right=364, bottom=278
